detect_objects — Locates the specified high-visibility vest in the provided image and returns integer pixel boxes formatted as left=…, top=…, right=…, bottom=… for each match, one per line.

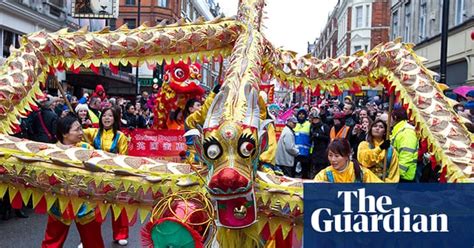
left=88, top=109, right=100, bottom=125
left=330, top=125, right=350, bottom=141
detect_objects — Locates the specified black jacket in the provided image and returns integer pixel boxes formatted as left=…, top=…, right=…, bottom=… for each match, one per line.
left=122, top=112, right=146, bottom=128
left=310, top=122, right=330, bottom=164
left=26, top=108, right=58, bottom=143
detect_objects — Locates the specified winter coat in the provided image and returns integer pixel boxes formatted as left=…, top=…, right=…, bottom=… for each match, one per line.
left=26, top=108, right=58, bottom=143
left=310, top=122, right=330, bottom=165
left=276, top=125, right=299, bottom=167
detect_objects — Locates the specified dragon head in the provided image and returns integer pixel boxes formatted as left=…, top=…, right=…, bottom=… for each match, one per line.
left=190, top=84, right=268, bottom=228
left=164, top=60, right=205, bottom=96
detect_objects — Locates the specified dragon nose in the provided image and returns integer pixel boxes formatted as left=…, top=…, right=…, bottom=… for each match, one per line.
left=209, top=168, right=249, bottom=193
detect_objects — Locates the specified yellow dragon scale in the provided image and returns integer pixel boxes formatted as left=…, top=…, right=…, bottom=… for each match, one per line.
left=0, top=0, right=472, bottom=246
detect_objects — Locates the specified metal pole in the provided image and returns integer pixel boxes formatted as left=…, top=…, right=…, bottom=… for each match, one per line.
left=439, top=0, right=449, bottom=84
left=382, top=91, right=395, bottom=181
left=135, top=0, right=141, bottom=96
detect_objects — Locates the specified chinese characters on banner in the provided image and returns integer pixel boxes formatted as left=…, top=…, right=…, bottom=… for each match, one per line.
left=126, top=129, right=186, bottom=160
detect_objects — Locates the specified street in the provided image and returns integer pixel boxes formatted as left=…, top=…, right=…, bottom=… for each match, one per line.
left=0, top=208, right=145, bottom=248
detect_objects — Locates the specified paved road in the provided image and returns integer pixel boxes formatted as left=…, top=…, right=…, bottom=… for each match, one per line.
left=0, top=208, right=145, bottom=248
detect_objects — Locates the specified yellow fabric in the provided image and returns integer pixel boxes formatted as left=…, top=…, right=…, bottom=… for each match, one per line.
left=257, top=94, right=276, bottom=165
left=357, top=140, right=400, bottom=183
left=185, top=92, right=216, bottom=130
left=88, top=109, right=100, bottom=125
left=314, top=161, right=382, bottom=183
left=184, top=92, right=216, bottom=164
left=259, top=123, right=276, bottom=165
left=83, top=128, right=128, bottom=155
left=390, top=120, right=418, bottom=181
left=48, top=141, right=95, bottom=225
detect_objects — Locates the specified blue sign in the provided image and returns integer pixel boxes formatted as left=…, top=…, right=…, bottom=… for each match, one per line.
left=304, top=183, right=474, bottom=247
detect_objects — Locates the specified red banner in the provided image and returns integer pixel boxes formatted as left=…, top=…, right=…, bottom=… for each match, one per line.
left=126, top=129, right=186, bottom=159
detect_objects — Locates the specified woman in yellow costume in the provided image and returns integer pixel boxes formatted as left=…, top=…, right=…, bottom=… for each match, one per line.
left=314, top=139, right=382, bottom=183
left=83, top=107, right=129, bottom=246
left=357, top=119, right=400, bottom=182
left=42, top=115, right=104, bottom=248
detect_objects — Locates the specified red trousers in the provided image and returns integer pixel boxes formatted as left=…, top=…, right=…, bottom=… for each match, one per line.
left=111, top=210, right=129, bottom=240
left=42, top=215, right=104, bottom=248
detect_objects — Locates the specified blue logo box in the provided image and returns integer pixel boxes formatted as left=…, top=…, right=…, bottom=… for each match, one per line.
left=304, top=183, right=474, bottom=247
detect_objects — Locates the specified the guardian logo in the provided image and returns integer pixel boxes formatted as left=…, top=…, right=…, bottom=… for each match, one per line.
left=311, top=188, right=449, bottom=233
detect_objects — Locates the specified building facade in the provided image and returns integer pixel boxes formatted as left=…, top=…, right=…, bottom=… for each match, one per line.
left=310, top=0, right=391, bottom=59
left=390, top=0, right=474, bottom=86
left=310, top=7, right=338, bottom=59
left=0, top=0, right=68, bottom=58
left=181, top=0, right=221, bottom=89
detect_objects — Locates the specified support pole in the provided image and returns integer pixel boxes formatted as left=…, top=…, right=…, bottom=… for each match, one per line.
left=439, top=0, right=449, bottom=83
left=382, top=91, right=395, bottom=181
left=135, top=0, right=142, bottom=96
left=54, top=77, right=74, bottom=113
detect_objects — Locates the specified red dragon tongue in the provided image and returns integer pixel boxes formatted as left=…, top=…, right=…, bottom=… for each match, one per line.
left=215, top=191, right=257, bottom=228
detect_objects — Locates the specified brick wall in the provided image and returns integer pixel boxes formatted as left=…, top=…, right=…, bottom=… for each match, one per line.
left=346, top=7, right=352, bottom=55
left=371, top=0, right=390, bottom=48
left=116, top=0, right=181, bottom=28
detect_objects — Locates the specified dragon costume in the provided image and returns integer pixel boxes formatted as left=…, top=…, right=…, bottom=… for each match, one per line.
left=153, top=60, right=205, bottom=130
left=0, top=0, right=473, bottom=247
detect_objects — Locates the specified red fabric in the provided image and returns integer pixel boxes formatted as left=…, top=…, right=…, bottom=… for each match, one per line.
left=208, top=168, right=249, bottom=192
left=91, top=84, right=107, bottom=101
left=112, top=209, right=129, bottom=240
left=109, top=63, right=119, bottom=74
left=90, top=64, right=100, bottom=74
left=274, top=226, right=293, bottom=248
left=42, top=215, right=104, bottom=248
left=11, top=191, right=23, bottom=209
left=35, top=196, right=47, bottom=214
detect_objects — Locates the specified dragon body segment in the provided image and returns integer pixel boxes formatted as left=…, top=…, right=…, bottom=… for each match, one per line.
left=0, top=0, right=472, bottom=247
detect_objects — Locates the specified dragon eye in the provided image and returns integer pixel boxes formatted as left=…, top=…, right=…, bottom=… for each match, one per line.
left=174, top=68, right=185, bottom=79
left=206, top=144, right=221, bottom=160
left=239, top=142, right=255, bottom=158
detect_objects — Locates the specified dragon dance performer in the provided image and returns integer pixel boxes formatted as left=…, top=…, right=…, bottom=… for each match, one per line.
left=314, top=139, right=382, bottom=183
left=357, top=119, right=400, bottom=182
left=42, top=115, right=104, bottom=248
left=183, top=84, right=219, bottom=164
left=83, top=107, right=130, bottom=246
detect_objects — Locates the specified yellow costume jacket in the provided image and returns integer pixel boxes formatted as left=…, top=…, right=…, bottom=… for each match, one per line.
left=314, top=161, right=382, bottom=183
left=357, top=139, right=400, bottom=183
left=84, top=128, right=128, bottom=155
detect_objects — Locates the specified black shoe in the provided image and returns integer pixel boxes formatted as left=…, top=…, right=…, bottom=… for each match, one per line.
left=2, top=209, right=10, bottom=220
left=15, top=209, right=28, bottom=218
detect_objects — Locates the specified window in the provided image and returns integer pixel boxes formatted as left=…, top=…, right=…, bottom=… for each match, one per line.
left=365, top=4, right=370, bottom=27
left=124, top=19, right=136, bottom=29
left=125, top=0, right=136, bottom=5
left=355, top=6, right=363, bottom=28
left=158, top=0, right=168, bottom=8
left=364, top=45, right=368, bottom=52
left=419, top=0, right=427, bottom=41
left=48, top=0, right=64, bottom=8
left=455, top=0, right=465, bottom=25
left=2, top=30, right=20, bottom=58
left=392, top=10, right=399, bottom=39
left=109, top=19, right=116, bottom=30
left=186, top=1, right=191, bottom=17
left=354, top=45, right=362, bottom=52
left=404, top=2, right=411, bottom=42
